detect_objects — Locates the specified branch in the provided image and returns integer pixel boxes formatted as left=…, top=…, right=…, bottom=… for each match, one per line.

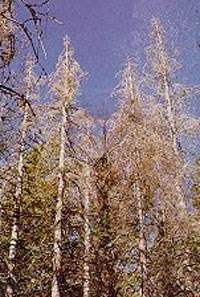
left=0, top=84, right=36, bottom=117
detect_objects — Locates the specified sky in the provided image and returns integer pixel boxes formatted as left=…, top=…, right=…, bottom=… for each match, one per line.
left=43, top=0, right=200, bottom=117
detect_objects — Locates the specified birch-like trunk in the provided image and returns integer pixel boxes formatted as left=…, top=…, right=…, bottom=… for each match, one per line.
left=162, top=71, right=186, bottom=213
left=134, top=180, right=147, bottom=297
left=83, top=165, right=91, bottom=297
left=51, top=103, right=67, bottom=297
left=154, top=20, right=186, bottom=214
left=6, top=104, right=28, bottom=297
left=163, top=76, right=186, bottom=212
left=125, top=62, right=147, bottom=295
left=154, top=21, right=178, bottom=156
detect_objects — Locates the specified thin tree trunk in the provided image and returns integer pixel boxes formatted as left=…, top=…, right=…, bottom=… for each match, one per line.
left=162, top=71, right=186, bottom=213
left=6, top=104, right=28, bottom=297
left=163, top=77, right=178, bottom=154
left=125, top=63, right=147, bottom=296
left=51, top=103, right=67, bottom=297
left=163, top=71, right=187, bottom=214
left=83, top=165, right=91, bottom=297
left=155, top=22, right=178, bottom=155
left=134, top=180, right=147, bottom=297
left=154, top=21, right=186, bottom=214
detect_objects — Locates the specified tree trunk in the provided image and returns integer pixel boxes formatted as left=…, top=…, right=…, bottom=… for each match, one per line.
left=134, top=180, right=147, bottom=297
left=162, top=72, right=186, bottom=215
left=6, top=104, right=28, bottom=297
left=154, top=20, right=186, bottom=215
left=51, top=103, right=67, bottom=297
left=83, top=165, right=91, bottom=297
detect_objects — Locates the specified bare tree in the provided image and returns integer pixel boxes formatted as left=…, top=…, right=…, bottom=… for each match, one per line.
left=147, top=18, right=191, bottom=220
left=6, top=57, right=38, bottom=297
left=50, top=36, right=84, bottom=297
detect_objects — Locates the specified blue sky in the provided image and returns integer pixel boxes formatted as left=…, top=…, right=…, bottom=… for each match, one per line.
left=44, top=0, right=200, bottom=117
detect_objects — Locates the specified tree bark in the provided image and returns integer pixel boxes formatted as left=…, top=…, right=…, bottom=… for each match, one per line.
left=6, top=104, right=28, bottom=297
left=51, top=104, right=67, bottom=297
left=83, top=165, right=91, bottom=297
left=154, top=20, right=187, bottom=214
left=134, top=180, right=147, bottom=297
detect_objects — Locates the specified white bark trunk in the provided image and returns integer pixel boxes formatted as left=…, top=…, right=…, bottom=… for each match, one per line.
left=126, top=63, right=147, bottom=296
left=163, top=71, right=187, bottom=215
left=154, top=21, right=178, bottom=155
left=134, top=181, right=147, bottom=297
left=155, top=21, right=187, bottom=214
left=51, top=104, right=67, bottom=297
left=83, top=165, right=91, bottom=297
left=163, top=77, right=178, bottom=155
left=162, top=75, right=186, bottom=213
left=6, top=104, right=28, bottom=297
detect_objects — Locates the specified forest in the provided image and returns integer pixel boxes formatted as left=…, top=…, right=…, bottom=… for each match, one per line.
left=0, top=1, right=200, bottom=297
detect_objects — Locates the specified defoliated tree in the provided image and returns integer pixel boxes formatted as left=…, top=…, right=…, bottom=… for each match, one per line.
left=146, top=18, right=199, bottom=219
left=49, top=36, right=84, bottom=297
left=105, top=59, right=150, bottom=297
left=5, top=57, right=38, bottom=297
left=145, top=18, right=200, bottom=297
